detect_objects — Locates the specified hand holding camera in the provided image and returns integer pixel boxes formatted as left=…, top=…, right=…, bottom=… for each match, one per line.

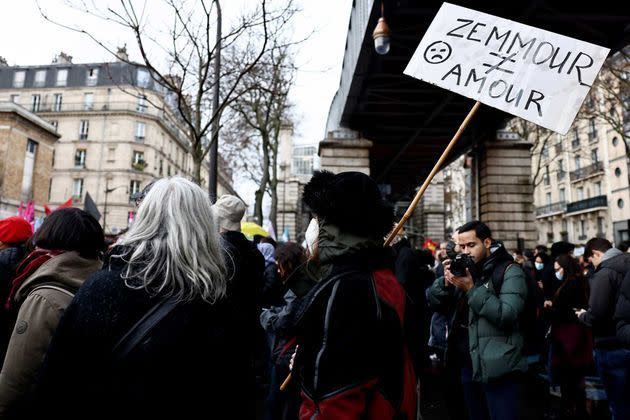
left=444, top=241, right=476, bottom=292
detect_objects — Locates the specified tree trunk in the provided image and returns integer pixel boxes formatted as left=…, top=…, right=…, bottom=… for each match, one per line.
left=270, top=179, right=278, bottom=238
left=254, top=139, right=270, bottom=226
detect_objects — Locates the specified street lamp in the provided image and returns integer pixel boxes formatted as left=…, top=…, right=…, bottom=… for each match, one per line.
left=103, top=179, right=128, bottom=233
left=373, top=2, right=391, bottom=55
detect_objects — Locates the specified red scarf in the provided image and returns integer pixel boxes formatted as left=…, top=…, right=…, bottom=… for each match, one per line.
left=5, top=248, right=64, bottom=311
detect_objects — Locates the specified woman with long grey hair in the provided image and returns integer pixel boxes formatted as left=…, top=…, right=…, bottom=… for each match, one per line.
left=30, top=177, right=245, bottom=419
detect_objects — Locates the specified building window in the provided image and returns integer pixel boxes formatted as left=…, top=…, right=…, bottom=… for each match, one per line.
left=591, top=149, right=599, bottom=163
left=26, top=139, right=37, bottom=155
left=130, top=180, right=141, bottom=196
left=79, top=120, right=89, bottom=140
left=56, top=69, right=68, bottom=87
left=74, top=149, right=86, bottom=168
left=132, top=151, right=145, bottom=165
left=13, top=71, right=25, bottom=88
left=598, top=217, right=605, bottom=235
left=53, top=93, right=63, bottom=112
left=159, top=159, right=163, bottom=176
left=167, top=165, right=171, bottom=176
left=590, top=120, right=600, bottom=139
left=137, top=68, right=150, bottom=88
left=616, top=167, right=622, bottom=177
left=546, top=192, right=551, bottom=206
left=107, top=147, right=116, bottom=162
left=595, top=181, right=602, bottom=196
left=619, top=199, right=625, bottom=209
left=137, top=95, right=147, bottom=112
left=542, top=143, right=549, bottom=158
left=72, top=178, right=84, bottom=199
left=580, top=220, right=586, bottom=236
left=574, top=156, right=581, bottom=170
left=34, top=70, right=47, bottom=87
left=571, top=127, right=580, bottom=148
left=31, top=94, right=41, bottom=112
left=559, top=188, right=565, bottom=202
left=84, top=93, right=94, bottom=110
left=86, top=68, right=99, bottom=86
left=577, top=187, right=584, bottom=201
left=10, top=94, right=19, bottom=104
left=543, top=166, right=550, bottom=186
left=612, top=137, right=619, bottom=147
left=135, top=122, right=146, bottom=142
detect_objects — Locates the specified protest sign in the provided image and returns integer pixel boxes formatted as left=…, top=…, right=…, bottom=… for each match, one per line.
left=404, top=2, right=610, bottom=134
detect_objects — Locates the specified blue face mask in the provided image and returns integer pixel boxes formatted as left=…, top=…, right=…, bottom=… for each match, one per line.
left=535, top=262, right=544, bottom=271
left=555, top=271, right=564, bottom=281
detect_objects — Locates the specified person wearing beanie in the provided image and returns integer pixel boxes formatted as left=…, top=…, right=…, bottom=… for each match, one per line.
left=290, top=170, right=417, bottom=419
left=0, top=217, right=33, bottom=366
left=212, top=194, right=266, bottom=404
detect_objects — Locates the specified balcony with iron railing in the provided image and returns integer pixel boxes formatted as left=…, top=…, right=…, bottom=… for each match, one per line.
left=570, top=161, right=604, bottom=182
left=536, top=201, right=567, bottom=217
left=566, top=195, right=608, bottom=214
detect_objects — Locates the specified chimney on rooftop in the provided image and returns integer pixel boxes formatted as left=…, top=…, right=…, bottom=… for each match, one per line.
left=52, top=52, right=73, bottom=64
left=116, top=45, right=129, bottom=62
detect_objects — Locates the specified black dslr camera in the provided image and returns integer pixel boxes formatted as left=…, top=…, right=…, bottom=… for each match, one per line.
left=445, top=241, right=476, bottom=277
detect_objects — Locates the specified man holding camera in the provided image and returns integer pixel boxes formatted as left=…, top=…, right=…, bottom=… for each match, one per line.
left=429, top=221, right=528, bottom=420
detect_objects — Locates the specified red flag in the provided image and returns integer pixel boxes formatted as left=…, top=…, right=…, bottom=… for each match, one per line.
left=58, top=198, right=73, bottom=209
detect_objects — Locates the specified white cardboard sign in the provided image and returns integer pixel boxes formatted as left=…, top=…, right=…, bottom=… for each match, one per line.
left=403, top=3, right=610, bottom=135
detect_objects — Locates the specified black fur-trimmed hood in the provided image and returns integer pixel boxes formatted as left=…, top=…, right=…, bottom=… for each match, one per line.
left=303, top=171, right=394, bottom=239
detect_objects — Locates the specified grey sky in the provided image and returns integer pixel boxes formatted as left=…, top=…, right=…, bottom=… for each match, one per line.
left=0, top=0, right=350, bottom=144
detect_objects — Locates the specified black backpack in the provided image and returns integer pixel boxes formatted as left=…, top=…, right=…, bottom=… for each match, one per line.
left=491, top=260, right=544, bottom=356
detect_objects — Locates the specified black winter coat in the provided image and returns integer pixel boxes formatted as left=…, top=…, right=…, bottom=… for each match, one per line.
left=0, top=246, right=26, bottom=364
left=579, top=252, right=630, bottom=347
left=30, top=252, right=251, bottom=419
left=615, top=269, right=630, bottom=347
left=293, top=247, right=419, bottom=415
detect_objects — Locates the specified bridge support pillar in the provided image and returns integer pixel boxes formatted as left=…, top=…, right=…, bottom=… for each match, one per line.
left=478, top=137, right=536, bottom=251
left=319, top=131, right=372, bottom=175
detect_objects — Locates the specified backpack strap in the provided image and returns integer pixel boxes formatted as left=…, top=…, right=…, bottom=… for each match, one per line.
left=112, top=296, right=179, bottom=361
left=490, top=261, right=518, bottom=296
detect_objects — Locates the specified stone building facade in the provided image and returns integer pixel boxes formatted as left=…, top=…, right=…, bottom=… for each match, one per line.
left=0, top=102, right=59, bottom=218
left=0, top=54, right=234, bottom=233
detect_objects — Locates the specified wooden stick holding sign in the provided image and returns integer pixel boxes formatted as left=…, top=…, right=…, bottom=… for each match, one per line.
left=384, top=100, right=481, bottom=246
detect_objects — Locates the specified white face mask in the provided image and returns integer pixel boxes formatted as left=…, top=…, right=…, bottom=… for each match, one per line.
left=304, top=218, right=319, bottom=255
left=535, top=262, right=544, bottom=271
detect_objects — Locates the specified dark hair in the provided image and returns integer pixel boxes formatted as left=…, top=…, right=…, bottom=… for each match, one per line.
left=417, top=248, right=435, bottom=266
left=275, top=242, right=306, bottom=282
left=33, top=208, right=105, bottom=259
left=535, top=245, right=548, bottom=255
left=584, top=237, right=612, bottom=259
left=618, top=240, right=630, bottom=253
left=260, top=236, right=277, bottom=249
left=457, top=220, right=492, bottom=241
left=554, top=254, right=588, bottom=304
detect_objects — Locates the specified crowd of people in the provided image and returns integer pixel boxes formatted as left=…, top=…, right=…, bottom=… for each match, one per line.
left=0, top=172, right=627, bottom=420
